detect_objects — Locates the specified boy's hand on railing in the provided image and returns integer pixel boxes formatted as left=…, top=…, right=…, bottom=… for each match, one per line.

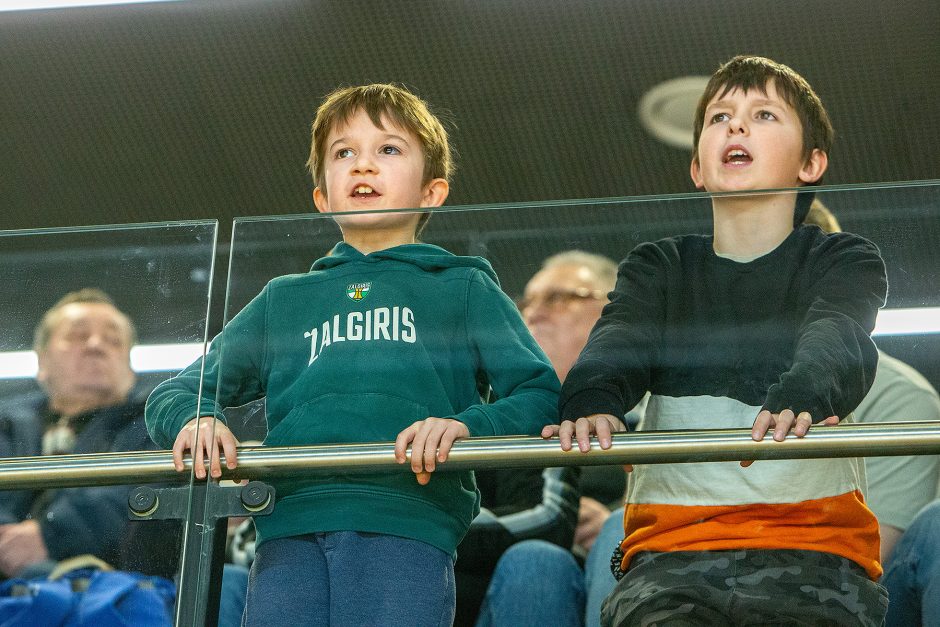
left=742, top=410, right=841, bottom=467
left=173, top=417, right=240, bottom=479
left=394, top=417, right=469, bottom=485
left=541, top=414, right=626, bottom=452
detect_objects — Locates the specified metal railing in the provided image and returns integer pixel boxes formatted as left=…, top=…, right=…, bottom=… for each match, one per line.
left=4, top=419, right=940, bottom=627
left=3, top=420, right=940, bottom=490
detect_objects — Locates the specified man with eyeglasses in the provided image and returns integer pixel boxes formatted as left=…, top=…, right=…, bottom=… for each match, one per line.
left=461, top=251, right=627, bottom=627
left=520, top=251, right=615, bottom=383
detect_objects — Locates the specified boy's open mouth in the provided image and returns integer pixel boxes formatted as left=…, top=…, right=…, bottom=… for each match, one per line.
left=723, top=147, right=752, bottom=164
left=351, top=184, right=380, bottom=198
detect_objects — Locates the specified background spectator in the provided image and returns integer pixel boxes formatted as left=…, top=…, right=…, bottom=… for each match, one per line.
left=804, top=200, right=940, bottom=563
left=462, top=251, right=625, bottom=626
left=0, top=289, right=149, bottom=578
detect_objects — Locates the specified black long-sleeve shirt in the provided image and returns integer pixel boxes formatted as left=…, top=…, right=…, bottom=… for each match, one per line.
left=558, top=225, right=889, bottom=580
left=561, top=225, right=888, bottom=423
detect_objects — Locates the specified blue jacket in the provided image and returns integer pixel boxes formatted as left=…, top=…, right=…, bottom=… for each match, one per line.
left=0, top=388, right=155, bottom=568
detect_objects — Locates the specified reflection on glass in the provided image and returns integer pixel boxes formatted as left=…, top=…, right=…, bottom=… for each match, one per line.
left=218, top=182, right=940, bottom=623
left=0, top=222, right=215, bottom=597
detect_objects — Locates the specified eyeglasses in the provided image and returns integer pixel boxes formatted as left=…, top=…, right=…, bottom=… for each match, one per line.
left=517, top=287, right=607, bottom=311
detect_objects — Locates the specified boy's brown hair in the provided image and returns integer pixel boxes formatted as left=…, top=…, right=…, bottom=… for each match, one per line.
left=306, top=83, right=453, bottom=196
left=692, top=55, right=834, bottom=167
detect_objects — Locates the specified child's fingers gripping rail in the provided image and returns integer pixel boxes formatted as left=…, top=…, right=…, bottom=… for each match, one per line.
left=541, top=413, right=626, bottom=453
left=394, top=417, right=470, bottom=485
left=741, top=411, right=841, bottom=467
left=172, top=416, right=240, bottom=479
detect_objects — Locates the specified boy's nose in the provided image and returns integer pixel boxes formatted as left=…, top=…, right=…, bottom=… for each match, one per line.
left=351, top=152, right=377, bottom=174
left=727, top=115, right=748, bottom=135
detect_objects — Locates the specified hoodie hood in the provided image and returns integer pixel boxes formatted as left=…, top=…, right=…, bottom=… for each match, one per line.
left=311, top=242, right=499, bottom=283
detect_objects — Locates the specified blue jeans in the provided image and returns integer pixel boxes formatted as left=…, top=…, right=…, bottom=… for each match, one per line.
left=475, top=540, right=584, bottom=627
left=882, top=499, right=940, bottom=627
left=219, top=563, right=249, bottom=627
left=583, top=508, right=622, bottom=627
left=242, top=531, right=454, bottom=627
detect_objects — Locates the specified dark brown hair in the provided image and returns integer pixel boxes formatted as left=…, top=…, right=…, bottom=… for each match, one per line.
left=692, top=55, right=834, bottom=166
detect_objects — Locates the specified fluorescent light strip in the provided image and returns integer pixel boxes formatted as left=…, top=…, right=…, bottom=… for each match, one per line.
left=0, top=351, right=39, bottom=380
left=0, top=307, right=937, bottom=379
left=0, top=0, right=182, bottom=11
left=872, top=307, right=940, bottom=337
left=130, top=342, right=204, bottom=373
left=0, top=342, right=203, bottom=379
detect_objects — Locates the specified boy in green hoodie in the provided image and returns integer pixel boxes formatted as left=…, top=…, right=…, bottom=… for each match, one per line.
left=145, top=84, right=560, bottom=626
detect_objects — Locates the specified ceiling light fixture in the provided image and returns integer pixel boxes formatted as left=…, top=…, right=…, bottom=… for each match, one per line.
left=638, top=76, right=710, bottom=150
left=1, top=0, right=182, bottom=12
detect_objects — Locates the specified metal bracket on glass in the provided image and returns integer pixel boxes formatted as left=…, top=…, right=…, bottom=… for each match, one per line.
left=128, top=481, right=274, bottom=627
left=128, top=480, right=275, bottom=521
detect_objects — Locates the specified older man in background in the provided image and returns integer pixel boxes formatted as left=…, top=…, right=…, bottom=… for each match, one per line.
left=0, top=288, right=148, bottom=578
left=467, top=251, right=624, bottom=627
left=0, top=288, right=250, bottom=626
left=521, top=251, right=631, bottom=554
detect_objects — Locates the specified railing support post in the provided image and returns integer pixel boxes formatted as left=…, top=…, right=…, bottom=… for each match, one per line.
left=128, top=481, right=274, bottom=627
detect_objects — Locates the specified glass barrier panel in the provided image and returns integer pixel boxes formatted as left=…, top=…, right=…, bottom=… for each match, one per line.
left=811, top=183, right=940, bottom=566
left=0, top=221, right=217, bottom=618
left=203, top=181, right=940, bottom=622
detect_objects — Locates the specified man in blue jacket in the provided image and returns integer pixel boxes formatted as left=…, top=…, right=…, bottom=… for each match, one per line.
left=0, top=288, right=145, bottom=578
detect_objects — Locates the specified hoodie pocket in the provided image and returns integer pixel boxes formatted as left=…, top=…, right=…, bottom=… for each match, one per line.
left=264, top=392, right=430, bottom=447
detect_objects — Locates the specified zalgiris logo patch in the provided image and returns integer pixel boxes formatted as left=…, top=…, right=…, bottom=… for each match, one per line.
left=346, top=282, right=371, bottom=301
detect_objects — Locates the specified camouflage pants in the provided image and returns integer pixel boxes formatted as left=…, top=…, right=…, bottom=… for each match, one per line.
left=600, top=549, right=888, bottom=627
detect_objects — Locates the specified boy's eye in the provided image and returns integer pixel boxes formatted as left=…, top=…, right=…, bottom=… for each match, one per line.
left=380, top=145, right=401, bottom=155
left=335, top=148, right=354, bottom=159
left=757, top=110, right=777, bottom=121
left=710, top=112, right=730, bottom=124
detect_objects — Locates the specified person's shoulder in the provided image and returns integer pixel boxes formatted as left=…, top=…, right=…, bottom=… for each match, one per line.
left=798, top=225, right=881, bottom=259
left=392, top=243, right=497, bottom=276
left=0, top=389, right=45, bottom=423
left=645, top=233, right=710, bottom=253
left=267, top=268, right=323, bottom=289
left=94, top=391, right=147, bottom=425
left=393, top=244, right=502, bottom=288
left=96, top=392, right=155, bottom=451
left=875, top=352, right=940, bottom=397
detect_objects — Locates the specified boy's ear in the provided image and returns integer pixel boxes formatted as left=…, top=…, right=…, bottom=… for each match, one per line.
left=798, top=149, right=829, bottom=185
left=690, top=157, right=705, bottom=190
left=420, top=178, right=450, bottom=208
left=313, top=187, right=330, bottom=214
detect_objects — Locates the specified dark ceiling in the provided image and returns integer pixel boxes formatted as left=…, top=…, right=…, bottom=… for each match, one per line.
left=2, top=0, right=938, bottom=233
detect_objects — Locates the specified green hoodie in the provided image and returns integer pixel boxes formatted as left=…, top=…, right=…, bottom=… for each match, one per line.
left=146, top=242, right=559, bottom=555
